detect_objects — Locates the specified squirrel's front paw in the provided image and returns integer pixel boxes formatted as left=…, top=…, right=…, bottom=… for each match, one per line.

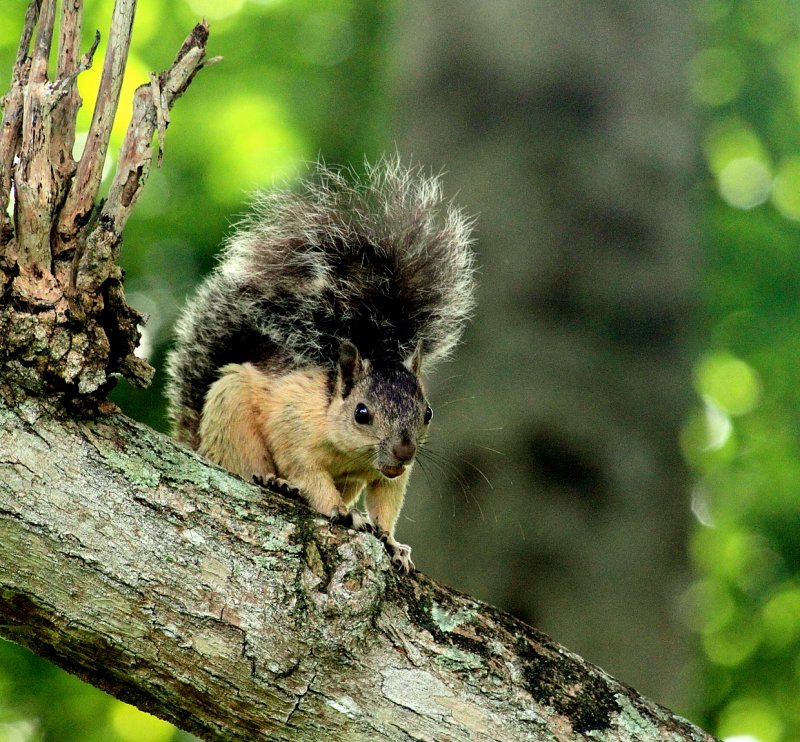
left=253, top=473, right=302, bottom=500
left=379, top=532, right=415, bottom=574
left=330, top=507, right=374, bottom=534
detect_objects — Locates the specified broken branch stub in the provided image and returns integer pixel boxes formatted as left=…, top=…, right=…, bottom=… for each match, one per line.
left=0, top=1, right=211, bottom=409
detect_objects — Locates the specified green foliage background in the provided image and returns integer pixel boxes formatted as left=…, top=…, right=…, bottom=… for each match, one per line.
left=682, top=3, right=800, bottom=740
left=2, top=1, right=800, bottom=740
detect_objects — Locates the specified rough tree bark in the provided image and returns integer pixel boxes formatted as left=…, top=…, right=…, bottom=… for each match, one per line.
left=0, top=2, right=715, bottom=740
left=0, top=400, right=716, bottom=741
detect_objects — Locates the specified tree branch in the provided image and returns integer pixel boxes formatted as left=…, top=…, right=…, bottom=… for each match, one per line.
left=14, top=0, right=59, bottom=274
left=0, top=0, right=40, bottom=244
left=99, top=20, right=217, bottom=237
left=52, top=0, right=85, bottom=178
left=0, top=399, right=715, bottom=741
left=0, top=1, right=209, bottom=403
left=57, top=0, right=137, bottom=244
left=28, top=0, right=55, bottom=84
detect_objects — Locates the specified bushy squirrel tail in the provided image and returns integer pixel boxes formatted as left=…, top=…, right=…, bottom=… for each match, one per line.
left=165, top=156, right=477, bottom=448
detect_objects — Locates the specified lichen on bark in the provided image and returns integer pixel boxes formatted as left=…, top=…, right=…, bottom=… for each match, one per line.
left=0, top=399, right=717, bottom=740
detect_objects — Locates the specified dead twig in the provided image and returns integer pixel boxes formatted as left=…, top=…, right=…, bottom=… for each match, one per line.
left=0, top=0, right=41, bottom=244
left=57, top=0, right=137, bottom=244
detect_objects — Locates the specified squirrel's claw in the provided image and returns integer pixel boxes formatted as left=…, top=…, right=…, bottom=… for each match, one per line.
left=330, top=506, right=372, bottom=533
left=379, top=531, right=415, bottom=574
left=253, top=473, right=302, bottom=500
left=359, top=520, right=379, bottom=536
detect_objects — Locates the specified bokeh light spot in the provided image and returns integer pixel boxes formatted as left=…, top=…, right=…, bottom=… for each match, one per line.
left=739, top=0, right=793, bottom=46
left=717, top=157, right=773, bottom=210
left=717, top=697, right=783, bottom=742
left=0, top=718, right=40, bottom=742
left=703, top=617, right=762, bottom=667
left=704, top=120, right=769, bottom=176
left=680, top=404, right=736, bottom=469
left=694, top=352, right=762, bottom=416
left=761, top=588, right=800, bottom=649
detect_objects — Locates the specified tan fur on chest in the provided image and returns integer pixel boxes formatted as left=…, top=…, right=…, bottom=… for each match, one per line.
left=199, top=363, right=377, bottom=488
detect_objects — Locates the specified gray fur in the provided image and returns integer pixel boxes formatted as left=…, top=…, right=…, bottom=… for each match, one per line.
left=165, top=157, right=476, bottom=446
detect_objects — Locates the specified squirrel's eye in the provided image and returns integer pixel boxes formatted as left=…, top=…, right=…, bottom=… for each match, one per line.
left=424, top=404, right=433, bottom=425
left=354, top=403, right=371, bottom=424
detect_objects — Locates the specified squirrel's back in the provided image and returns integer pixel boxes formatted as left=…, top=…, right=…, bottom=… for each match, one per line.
left=165, top=158, right=476, bottom=447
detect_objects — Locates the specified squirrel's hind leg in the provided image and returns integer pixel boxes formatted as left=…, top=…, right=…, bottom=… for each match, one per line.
left=199, top=363, right=281, bottom=485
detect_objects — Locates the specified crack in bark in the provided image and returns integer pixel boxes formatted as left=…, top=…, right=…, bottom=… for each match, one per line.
left=284, top=669, right=317, bottom=727
left=0, top=459, right=36, bottom=475
left=241, top=633, right=258, bottom=679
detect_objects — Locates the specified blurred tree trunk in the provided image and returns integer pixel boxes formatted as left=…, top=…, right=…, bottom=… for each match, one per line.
left=391, top=1, right=697, bottom=708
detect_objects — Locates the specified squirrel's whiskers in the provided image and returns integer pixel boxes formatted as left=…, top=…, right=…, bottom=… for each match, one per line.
left=414, top=447, right=488, bottom=521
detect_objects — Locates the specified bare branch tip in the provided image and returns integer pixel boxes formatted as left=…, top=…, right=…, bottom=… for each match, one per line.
left=78, top=31, right=101, bottom=70
left=194, top=19, right=210, bottom=42
left=15, top=0, right=42, bottom=68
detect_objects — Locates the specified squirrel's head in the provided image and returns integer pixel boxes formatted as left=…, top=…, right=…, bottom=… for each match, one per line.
left=327, top=340, right=431, bottom=479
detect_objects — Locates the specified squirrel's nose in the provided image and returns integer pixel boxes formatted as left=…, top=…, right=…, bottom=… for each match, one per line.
left=392, top=438, right=416, bottom=463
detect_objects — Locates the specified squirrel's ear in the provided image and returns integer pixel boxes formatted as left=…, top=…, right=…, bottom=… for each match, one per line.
left=406, top=341, right=424, bottom=376
left=337, top=340, right=365, bottom=397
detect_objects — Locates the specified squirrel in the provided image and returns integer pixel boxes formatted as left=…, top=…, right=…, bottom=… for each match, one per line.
left=164, top=158, right=476, bottom=573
